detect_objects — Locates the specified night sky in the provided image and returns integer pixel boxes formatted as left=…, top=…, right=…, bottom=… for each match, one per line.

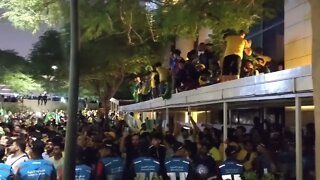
left=0, top=18, right=45, bottom=58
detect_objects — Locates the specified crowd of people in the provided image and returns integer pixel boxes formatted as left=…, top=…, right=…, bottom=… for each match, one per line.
left=0, top=108, right=315, bottom=179
left=131, top=30, right=284, bottom=102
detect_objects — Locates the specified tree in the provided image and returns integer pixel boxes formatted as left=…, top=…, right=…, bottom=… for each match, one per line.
left=0, top=50, right=42, bottom=94
left=79, top=35, right=156, bottom=113
left=0, top=49, right=28, bottom=71
left=307, top=0, right=320, bottom=179
left=28, top=30, right=69, bottom=94
left=0, top=0, right=65, bottom=32
left=0, top=71, right=42, bottom=94
left=1, top=0, right=282, bottom=111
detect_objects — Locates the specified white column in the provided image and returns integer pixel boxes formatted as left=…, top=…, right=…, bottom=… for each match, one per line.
left=175, top=37, right=194, bottom=59
left=295, top=96, right=302, bottom=180
left=223, top=102, right=228, bottom=160
left=198, top=27, right=212, bottom=44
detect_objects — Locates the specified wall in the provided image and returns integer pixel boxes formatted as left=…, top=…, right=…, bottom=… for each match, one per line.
left=285, top=0, right=312, bottom=69
left=22, top=100, right=67, bottom=112
left=285, top=107, right=314, bottom=129
left=198, top=28, right=212, bottom=44
left=175, top=37, right=194, bottom=59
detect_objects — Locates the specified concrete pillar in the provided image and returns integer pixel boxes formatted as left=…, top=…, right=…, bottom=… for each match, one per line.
left=223, top=102, right=228, bottom=160
left=284, top=0, right=312, bottom=69
left=198, top=27, right=212, bottom=44
left=175, top=37, right=194, bottom=59
left=295, top=96, right=302, bottom=180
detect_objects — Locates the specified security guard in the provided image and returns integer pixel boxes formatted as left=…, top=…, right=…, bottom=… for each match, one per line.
left=219, top=145, right=244, bottom=180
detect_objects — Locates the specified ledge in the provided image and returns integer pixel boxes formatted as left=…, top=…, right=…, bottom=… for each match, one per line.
left=120, top=65, right=313, bottom=112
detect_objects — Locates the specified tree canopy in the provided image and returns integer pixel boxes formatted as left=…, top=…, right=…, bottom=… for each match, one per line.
left=0, top=50, right=42, bottom=94
left=28, top=30, right=69, bottom=95
left=0, top=0, right=283, bottom=107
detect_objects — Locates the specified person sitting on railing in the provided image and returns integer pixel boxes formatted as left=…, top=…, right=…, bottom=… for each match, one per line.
left=240, top=60, right=259, bottom=78
left=255, top=58, right=270, bottom=74
left=254, top=47, right=272, bottom=68
left=196, top=63, right=211, bottom=87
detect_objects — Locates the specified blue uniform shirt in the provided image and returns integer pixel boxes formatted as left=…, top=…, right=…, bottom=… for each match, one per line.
left=75, top=164, right=92, bottom=180
left=219, top=159, right=244, bottom=180
left=133, top=157, right=160, bottom=180
left=0, top=163, right=13, bottom=179
left=17, top=159, right=56, bottom=180
left=101, top=157, right=124, bottom=180
left=165, top=157, right=191, bottom=180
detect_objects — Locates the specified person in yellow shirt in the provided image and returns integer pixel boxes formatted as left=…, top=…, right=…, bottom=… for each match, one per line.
left=150, top=69, right=159, bottom=98
left=209, top=145, right=222, bottom=163
left=222, top=30, right=249, bottom=82
left=236, top=141, right=257, bottom=171
left=154, top=62, right=169, bottom=96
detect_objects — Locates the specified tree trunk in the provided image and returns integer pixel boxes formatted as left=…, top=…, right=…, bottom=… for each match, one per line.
left=100, top=70, right=125, bottom=116
left=308, top=0, right=320, bottom=179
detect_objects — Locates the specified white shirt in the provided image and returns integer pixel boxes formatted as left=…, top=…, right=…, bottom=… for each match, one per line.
left=50, top=156, right=64, bottom=170
left=5, top=153, right=29, bottom=173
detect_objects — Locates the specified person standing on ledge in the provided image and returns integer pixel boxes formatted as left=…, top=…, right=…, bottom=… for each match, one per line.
left=221, top=30, right=249, bottom=82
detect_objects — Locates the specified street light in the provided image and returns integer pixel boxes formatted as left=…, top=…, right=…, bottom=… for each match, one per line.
left=51, top=65, right=58, bottom=70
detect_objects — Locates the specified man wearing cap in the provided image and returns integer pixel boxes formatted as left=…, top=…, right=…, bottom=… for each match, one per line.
left=96, top=141, right=124, bottom=180
left=199, top=41, right=216, bottom=71
left=194, top=141, right=219, bottom=180
left=148, top=133, right=166, bottom=166
left=16, top=139, right=56, bottom=180
left=164, top=142, right=193, bottom=180
left=219, top=145, right=244, bottom=180
left=73, top=147, right=93, bottom=180
left=148, top=133, right=167, bottom=178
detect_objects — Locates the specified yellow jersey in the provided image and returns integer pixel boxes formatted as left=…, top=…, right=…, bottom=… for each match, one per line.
left=209, top=147, right=222, bottom=162
left=150, top=72, right=157, bottom=88
left=156, top=67, right=169, bottom=82
left=224, top=36, right=248, bottom=59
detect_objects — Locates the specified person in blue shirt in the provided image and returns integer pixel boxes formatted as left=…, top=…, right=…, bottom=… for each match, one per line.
left=74, top=147, right=93, bottom=180
left=132, top=155, right=161, bottom=180
left=0, top=144, right=14, bottom=179
left=95, top=141, right=124, bottom=180
left=219, top=145, right=244, bottom=180
left=16, top=139, right=56, bottom=180
left=56, top=146, right=93, bottom=180
left=164, top=141, right=193, bottom=180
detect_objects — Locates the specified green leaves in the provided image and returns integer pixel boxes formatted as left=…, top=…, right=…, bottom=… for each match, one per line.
left=0, top=0, right=64, bottom=32
left=1, top=71, right=42, bottom=94
left=1, top=0, right=281, bottom=101
left=0, top=49, right=42, bottom=94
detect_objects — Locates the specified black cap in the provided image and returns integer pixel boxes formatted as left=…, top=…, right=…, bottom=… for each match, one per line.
left=172, top=142, right=184, bottom=152
left=151, top=132, right=163, bottom=140
left=101, top=140, right=114, bottom=150
left=225, top=145, right=238, bottom=157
